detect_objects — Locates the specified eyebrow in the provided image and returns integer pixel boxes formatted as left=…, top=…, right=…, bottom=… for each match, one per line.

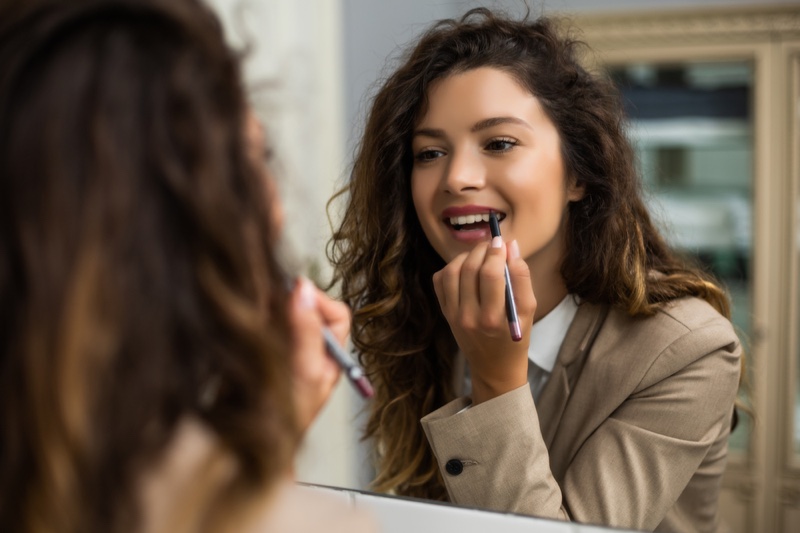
left=413, top=116, right=533, bottom=139
left=472, top=116, right=532, bottom=132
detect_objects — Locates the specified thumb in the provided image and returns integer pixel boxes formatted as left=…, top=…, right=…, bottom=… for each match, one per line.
left=288, top=277, right=324, bottom=356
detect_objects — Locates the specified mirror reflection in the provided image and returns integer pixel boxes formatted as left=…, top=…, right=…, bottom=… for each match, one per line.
left=213, top=1, right=800, bottom=531
left=325, top=7, right=743, bottom=533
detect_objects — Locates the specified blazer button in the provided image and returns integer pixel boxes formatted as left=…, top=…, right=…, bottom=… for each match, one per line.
left=445, top=459, right=464, bottom=476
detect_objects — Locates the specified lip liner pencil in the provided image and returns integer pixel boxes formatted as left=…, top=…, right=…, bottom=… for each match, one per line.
left=322, top=327, right=375, bottom=398
left=488, top=212, right=523, bottom=342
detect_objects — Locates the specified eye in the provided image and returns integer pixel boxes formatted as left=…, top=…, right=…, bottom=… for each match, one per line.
left=414, top=148, right=445, bottom=163
left=485, top=138, right=517, bottom=153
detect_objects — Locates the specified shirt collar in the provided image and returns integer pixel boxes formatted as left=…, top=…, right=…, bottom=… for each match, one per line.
left=528, top=295, right=579, bottom=373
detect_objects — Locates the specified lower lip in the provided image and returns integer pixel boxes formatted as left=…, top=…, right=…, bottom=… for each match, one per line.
left=446, top=223, right=492, bottom=243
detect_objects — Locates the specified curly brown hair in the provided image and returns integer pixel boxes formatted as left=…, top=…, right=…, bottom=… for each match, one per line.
left=328, top=8, right=732, bottom=501
left=0, top=0, right=297, bottom=531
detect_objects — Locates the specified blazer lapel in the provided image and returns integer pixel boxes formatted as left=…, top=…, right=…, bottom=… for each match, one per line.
left=536, top=302, right=608, bottom=448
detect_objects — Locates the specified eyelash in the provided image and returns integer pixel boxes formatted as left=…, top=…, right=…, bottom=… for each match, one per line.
left=415, top=149, right=444, bottom=162
left=485, top=137, right=517, bottom=152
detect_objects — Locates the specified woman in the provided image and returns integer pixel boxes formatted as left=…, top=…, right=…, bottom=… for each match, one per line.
left=329, top=8, right=741, bottom=532
left=0, top=0, right=374, bottom=531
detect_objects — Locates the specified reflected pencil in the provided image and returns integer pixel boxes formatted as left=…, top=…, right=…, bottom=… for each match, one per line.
left=322, top=327, right=374, bottom=398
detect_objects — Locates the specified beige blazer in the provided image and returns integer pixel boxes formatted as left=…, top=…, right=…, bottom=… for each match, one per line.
left=421, top=297, right=741, bottom=533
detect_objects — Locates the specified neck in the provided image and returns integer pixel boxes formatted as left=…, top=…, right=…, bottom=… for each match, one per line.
left=530, top=266, right=568, bottom=323
left=526, top=237, right=569, bottom=323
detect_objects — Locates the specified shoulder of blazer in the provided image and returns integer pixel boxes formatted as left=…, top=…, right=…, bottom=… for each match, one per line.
left=584, top=297, right=740, bottom=393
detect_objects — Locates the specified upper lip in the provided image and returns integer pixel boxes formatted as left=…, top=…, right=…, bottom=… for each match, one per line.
left=441, top=205, right=505, bottom=224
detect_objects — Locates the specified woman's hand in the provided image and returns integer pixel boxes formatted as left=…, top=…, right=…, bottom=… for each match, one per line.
left=287, top=277, right=351, bottom=434
left=432, top=238, right=536, bottom=405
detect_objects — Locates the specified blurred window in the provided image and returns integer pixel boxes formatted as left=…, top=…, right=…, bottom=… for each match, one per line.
left=608, top=61, right=753, bottom=452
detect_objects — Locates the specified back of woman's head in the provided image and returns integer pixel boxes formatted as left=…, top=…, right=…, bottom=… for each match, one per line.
left=0, top=0, right=297, bottom=531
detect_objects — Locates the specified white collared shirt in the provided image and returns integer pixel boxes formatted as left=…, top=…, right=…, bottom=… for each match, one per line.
left=527, top=295, right=579, bottom=401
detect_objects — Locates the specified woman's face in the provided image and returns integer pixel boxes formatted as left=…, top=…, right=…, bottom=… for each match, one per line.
left=410, top=67, right=583, bottom=275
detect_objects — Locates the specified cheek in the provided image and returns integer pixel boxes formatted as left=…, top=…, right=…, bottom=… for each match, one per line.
left=515, top=151, right=567, bottom=200
left=508, top=172, right=569, bottom=230
left=410, top=172, right=432, bottom=223
left=264, top=174, right=284, bottom=234
left=410, top=172, right=446, bottom=254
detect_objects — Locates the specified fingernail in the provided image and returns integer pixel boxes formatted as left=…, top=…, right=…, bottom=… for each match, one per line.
left=509, top=239, right=520, bottom=259
left=298, top=277, right=316, bottom=309
left=491, top=236, right=502, bottom=249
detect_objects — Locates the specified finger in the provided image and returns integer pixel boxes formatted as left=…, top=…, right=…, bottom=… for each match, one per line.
left=314, top=288, right=352, bottom=347
left=288, top=277, right=324, bottom=354
left=289, top=279, right=341, bottom=377
left=432, top=270, right=446, bottom=311
left=506, top=239, right=535, bottom=316
left=478, top=237, right=509, bottom=327
left=440, top=252, right=468, bottom=314
left=459, top=242, right=489, bottom=311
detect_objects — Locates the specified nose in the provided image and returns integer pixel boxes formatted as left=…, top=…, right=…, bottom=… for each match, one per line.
left=442, top=148, right=485, bottom=194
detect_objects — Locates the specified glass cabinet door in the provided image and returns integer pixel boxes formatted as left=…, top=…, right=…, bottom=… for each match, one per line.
left=606, top=61, right=753, bottom=452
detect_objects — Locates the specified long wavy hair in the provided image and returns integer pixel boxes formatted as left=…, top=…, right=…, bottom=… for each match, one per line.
left=0, top=0, right=298, bottom=531
left=328, top=8, right=733, bottom=501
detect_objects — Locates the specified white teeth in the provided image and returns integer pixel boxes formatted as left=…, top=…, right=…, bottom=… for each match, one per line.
left=448, top=213, right=495, bottom=226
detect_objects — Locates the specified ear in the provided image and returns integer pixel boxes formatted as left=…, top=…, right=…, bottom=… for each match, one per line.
left=567, top=178, right=585, bottom=203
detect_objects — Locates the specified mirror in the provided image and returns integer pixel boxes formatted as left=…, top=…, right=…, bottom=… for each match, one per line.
left=203, top=1, right=800, bottom=531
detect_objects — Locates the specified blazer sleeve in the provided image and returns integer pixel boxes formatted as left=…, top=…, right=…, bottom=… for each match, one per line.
left=421, top=385, right=567, bottom=519
left=420, top=323, right=741, bottom=531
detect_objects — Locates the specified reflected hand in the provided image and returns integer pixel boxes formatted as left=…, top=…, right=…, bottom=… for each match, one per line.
left=432, top=239, right=535, bottom=405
